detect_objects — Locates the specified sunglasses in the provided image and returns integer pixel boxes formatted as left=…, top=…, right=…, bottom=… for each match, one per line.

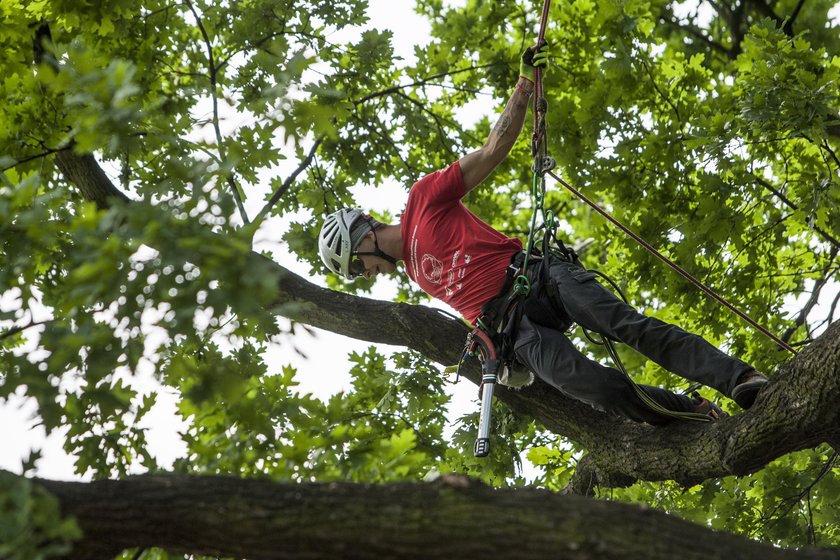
left=349, top=251, right=379, bottom=278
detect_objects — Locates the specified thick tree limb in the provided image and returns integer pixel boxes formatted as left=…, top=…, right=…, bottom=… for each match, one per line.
left=32, top=472, right=840, bottom=560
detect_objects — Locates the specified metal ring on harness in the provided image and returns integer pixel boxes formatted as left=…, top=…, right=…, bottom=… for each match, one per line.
left=513, top=274, right=531, bottom=295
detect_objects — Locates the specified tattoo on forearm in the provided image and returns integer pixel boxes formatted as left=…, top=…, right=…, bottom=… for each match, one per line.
left=493, top=112, right=512, bottom=137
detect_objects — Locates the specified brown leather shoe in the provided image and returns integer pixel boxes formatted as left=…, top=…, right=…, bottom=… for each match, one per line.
left=731, top=370, right=768, bottom=409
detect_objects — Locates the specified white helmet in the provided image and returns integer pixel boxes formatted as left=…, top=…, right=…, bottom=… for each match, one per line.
left=319, top=208, right=366, bottom=279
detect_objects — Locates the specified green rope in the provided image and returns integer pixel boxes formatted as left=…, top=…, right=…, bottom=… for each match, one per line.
left=514, top=172, right=545, bottom=296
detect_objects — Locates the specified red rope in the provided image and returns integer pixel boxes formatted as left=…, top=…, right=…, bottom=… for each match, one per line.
left=532, top=0, right=551, bottom=148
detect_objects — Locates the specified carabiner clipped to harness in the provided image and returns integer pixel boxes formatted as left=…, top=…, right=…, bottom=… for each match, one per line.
left=512, top=273, right=531, bottom=296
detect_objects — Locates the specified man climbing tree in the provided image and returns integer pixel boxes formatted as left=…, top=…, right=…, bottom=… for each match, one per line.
left=319, top=43, right=770, bottom=426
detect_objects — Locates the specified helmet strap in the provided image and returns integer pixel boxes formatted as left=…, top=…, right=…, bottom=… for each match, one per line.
left=370, top=226, right=398, bottom=266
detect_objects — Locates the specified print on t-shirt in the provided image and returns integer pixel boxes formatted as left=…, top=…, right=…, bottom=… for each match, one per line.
left=401, top=162, right=522, bottom=324
left=421, top=254, right=444, bottom=284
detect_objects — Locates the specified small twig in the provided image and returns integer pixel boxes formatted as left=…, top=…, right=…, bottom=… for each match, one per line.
left=216, top=31, right=286, bottom=73
left=755, top=450, right=838, bottom=541
left=2, top=146, right=73, bottom=171
left=253, top=136, right=324, bottom=227
left=394, top=91, right=463, bottom=158
left=753, top=175, right=840, bottom=250
left=352, top=62, right=501, bottom=106
left=821, top=138, right=840, bottom=172
left=184, top=0, right=249, bottom=225
left=637, top=56, right=681, bottom=124
left=1, top=320, right=51, bottom=341
left=350, top=113, right=418, bottom=178
left=658, top=14, right=732, bottom=59
left=781, top=247, right=838, bottom=342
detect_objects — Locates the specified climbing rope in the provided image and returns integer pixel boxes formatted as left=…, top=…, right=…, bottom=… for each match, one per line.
left=514, top=0, right=554, bottom=297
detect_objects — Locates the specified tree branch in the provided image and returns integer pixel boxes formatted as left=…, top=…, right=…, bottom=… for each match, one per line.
left=3, top=146, right=75, bottom=171
left=783, top=0, right=808, bottom=35
left=729, top=0, right=748, bottom=57
left=253, top=135, right=323, bottom=226
left=781, top=247, right=838, bottom=343
left=827, top=289, right=840, bottom=324
left=184, top=0, right=249, bottom=225
left=54, top=151, right=131, bottom=207
left=352, top=62, right=502, bottom=106
left=636, top=56, right=681, bottom=124
left=394, top=90, right=462, bottom=158
left=0, top=319, right=51, bottom=341
left=33, top=472, right=839, bottom=560
left=747, top=0, right=786, bottom=31
left=349, top=113, right=420, bottom=178
left=752, top=175, right=840, bottom=250
left=658, top=14, right=734, bottom=59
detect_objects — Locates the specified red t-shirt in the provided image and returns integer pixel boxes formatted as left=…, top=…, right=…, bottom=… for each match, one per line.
left=401, top=161, right=522, bottom=325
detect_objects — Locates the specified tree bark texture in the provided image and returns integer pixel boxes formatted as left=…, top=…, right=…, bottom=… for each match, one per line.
left=54, top=149, right=840, bottom=490
left=53, top=151, right=131, bottom=208
left=36, top=473, right=840, bottom=560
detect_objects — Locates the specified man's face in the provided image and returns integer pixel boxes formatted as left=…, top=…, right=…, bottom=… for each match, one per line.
left=351, top=233, right=397, bottom=280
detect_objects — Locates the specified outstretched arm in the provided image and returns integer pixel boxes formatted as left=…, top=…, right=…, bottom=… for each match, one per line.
left=459, top=43, right=548, bottom=194
left=459, top=76, right=534, bottom=193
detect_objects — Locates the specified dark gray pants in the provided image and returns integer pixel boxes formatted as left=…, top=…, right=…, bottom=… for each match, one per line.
left=512, top=257, right=752, bottom=424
